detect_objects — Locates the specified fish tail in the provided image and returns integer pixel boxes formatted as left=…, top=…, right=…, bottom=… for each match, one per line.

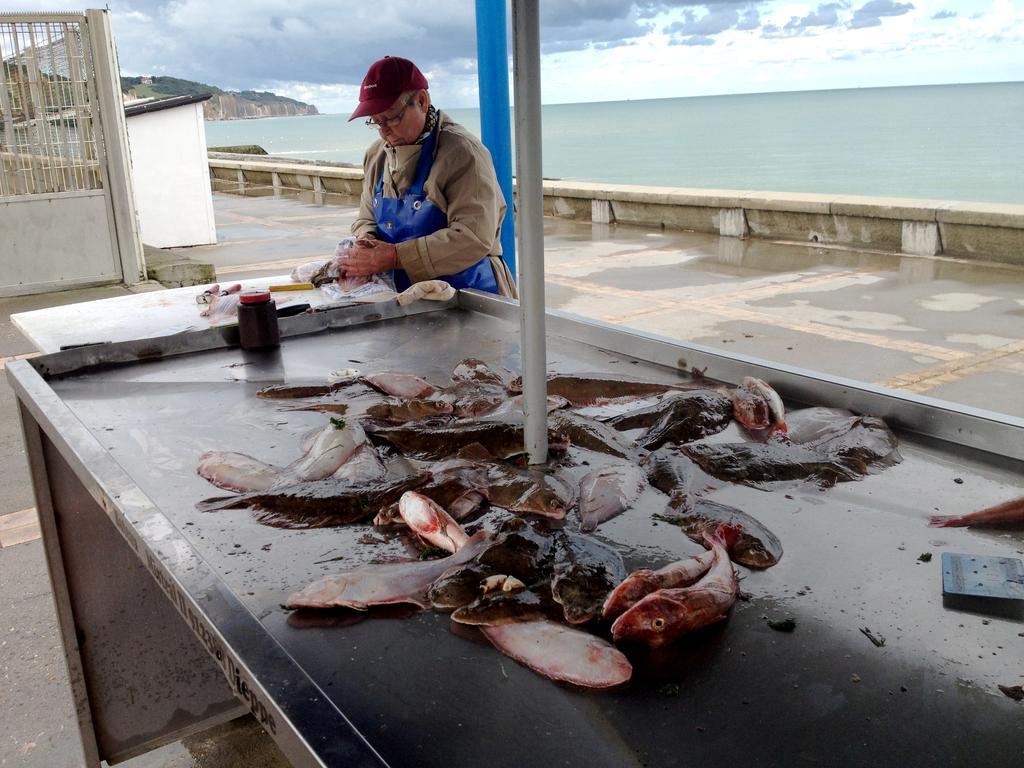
left=196, top=495, right=243, bottom=513
left=927, top=515, right=964, bottom=528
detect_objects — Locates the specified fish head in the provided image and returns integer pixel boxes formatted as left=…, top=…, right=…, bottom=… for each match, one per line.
left=602, top=570, right=658, bottom=620
left=610, top=592, right=685, bottom=648
left=730, top=388, right=771, bottom=431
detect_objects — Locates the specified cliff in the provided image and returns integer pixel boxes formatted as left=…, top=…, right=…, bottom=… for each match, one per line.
left=121, top=75, right=318, bottom=121
left=203, top=92, right=318, bottom=120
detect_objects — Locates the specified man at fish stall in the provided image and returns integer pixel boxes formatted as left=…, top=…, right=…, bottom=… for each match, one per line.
left=339, top=56, right=517, bottom=297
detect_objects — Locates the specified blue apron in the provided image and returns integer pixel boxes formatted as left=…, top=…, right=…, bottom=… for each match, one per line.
left=373, top=127, right=499, bottom=293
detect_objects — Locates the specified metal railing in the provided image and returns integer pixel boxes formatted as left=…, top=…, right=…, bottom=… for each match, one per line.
left=0, top=15, right=102, bottom=196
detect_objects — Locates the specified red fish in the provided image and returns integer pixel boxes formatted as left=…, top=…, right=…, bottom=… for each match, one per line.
left=611, top=524, right=740, bottom=648
left=398, top=491, right=470, bottom=553
left=731, top=377, right=787, bottom=434
left=928, top=496, right=1024, bottom=528
left=602, top=524, right=740, bottom=620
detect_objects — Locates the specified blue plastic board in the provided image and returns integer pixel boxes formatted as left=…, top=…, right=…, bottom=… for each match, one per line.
left=941, top=552, right=1024, bottom=601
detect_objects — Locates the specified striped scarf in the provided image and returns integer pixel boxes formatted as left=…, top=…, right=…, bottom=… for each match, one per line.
left=416, top=105, right=439, bottom=144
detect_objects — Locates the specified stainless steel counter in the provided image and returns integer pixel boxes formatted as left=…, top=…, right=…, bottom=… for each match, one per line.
left=8, top=292, right=1024, bottom=767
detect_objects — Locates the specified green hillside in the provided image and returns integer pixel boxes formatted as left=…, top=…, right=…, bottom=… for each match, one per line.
left=121, top=75, right=224, bottom=97
left=120, top=75, right=315, bottom=111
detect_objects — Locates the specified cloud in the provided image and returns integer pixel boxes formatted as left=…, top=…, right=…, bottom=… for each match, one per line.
left=785, top=3, right=845, bottom=31
left=761, top=3, right=847, bottom=37
left=849, top=0, right=915, bottom=29
left=669, top=34, right=717, bottom=45
left=665, top=7, right=740, bottom=36
left=735, top=6, right=762, bottom=31
left=931, top=10, right=956, bottom=19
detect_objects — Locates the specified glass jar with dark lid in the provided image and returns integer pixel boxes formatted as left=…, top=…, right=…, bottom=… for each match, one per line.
left=238, top=289, right=280, bottom=350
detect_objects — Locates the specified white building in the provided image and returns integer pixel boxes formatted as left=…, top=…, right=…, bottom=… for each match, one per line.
left=124, top=93, right=217, bottom=248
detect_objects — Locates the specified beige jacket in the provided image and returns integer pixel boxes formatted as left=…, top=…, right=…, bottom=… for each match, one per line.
left=352, top=112, right=517, bottom=298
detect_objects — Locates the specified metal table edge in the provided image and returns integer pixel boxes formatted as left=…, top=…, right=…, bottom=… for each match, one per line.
left=458, top=291, right=1024, bottom=463
left=5, top=358, right=391, bottom=768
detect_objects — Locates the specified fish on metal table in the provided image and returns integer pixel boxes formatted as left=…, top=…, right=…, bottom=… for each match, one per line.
left=642, top=446, right=718, bottom=502
left=283, top=419, right=369, bottom=482
left=450, top=358, right=517, bottom=388
left=361, top=372, right=440, bottom=399
left=680, top=440, right=865, bottom=488
left=365, top=398, right=454, bottom=423
left=398, top=491, right=470, bottom=553
left=622, top=391, right=737, bottom=450
left=509, top=373, right=690, bottom=407
left=483, top=463, right=574, bottom=519
left=550, top=530, right=627, bottom=624
left=547, top=410, right=639, bottom=459
left=374, top=458, right=491, bottom=525
left=730, top=376, right=787, bottom=435
left=198, top=451, right=283, bottom=493
left=611, top=524, right=740, bottom=648
left=197, top=472, right=431, bottom=528
left=481, top=620, right=632, bottom=689
left=794, top=413, right=901, bottom=469
left=451, top=581, right=562, bottom=626
left=578, top=462, right=648, bottom=532
left=366, top=418, right=569, bottom=461
left=602, top=523, right=741, bottom=620
left=286, top=532, right=492, bottom=610
left=657, top=495, right=783, bottom=569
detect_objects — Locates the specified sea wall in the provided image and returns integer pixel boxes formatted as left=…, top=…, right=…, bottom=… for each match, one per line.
left=207, top=154, right=1024, bottom=266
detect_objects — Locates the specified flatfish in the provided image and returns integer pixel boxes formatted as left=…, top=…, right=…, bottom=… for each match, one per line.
left=450, top=358, right=516, bottom=388
left=286, top=532, right=491, bottom=610
left=624, top=390, right=734, bottom=449
left=451, top=583, right=562, bottom=626
left=198, top=451, right=282, bottom=493
left=366, top=419, right=568, bottom=461
left=550, top=530, right=626, bottom=624
left=365, top=398, right=454, bottom=423
left=642, top=446, right=718, bottom=502
left=484, top=464, right=575, bottom=520
left=681, top=441, right=865, bottom=488
left=197, top=472, right=431, bottom=528
left=481, top=620, right=632, bottom=689
left=547, top=410, right=638, bottom=459
left=578, top=463, right=648, bottom=532
left=509, top=374, right=687, bottom=406
left=658, top=495, right=783, bottom=569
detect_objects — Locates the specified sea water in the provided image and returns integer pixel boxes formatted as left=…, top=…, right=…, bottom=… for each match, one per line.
left=204, top=82, right=1024, bottom=204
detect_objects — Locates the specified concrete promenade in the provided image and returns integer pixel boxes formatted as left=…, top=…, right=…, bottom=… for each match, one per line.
left=0, top=186, right=1021, bottom=767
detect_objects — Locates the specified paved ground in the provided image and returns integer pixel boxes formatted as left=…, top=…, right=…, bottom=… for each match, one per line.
left=1, top=185, right=1021, bottom=767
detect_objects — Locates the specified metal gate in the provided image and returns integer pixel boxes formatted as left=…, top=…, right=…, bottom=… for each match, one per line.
left=0, top=11, right=143, bottom=297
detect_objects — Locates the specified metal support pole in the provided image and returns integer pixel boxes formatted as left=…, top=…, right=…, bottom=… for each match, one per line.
left=475, top=0, right=516, bottom=283
left=510, top=0, right=547, bottom=464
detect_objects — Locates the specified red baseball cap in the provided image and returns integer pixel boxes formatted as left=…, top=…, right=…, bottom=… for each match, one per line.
left=348, top=56, right=429, bottom=121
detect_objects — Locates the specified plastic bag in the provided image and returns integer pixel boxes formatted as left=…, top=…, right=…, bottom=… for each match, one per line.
left=199, top=283, right=243, bottom=324
left=319, top=272, right=396, bottom=302
left=290, top=237, right=357, bottom=286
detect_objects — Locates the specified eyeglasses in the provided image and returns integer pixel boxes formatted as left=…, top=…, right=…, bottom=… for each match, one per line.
left=365, top=95, right=415, bottom=130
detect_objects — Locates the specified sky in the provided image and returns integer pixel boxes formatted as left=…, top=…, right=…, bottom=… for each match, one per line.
left=5, top=0, right=1023, bottom=113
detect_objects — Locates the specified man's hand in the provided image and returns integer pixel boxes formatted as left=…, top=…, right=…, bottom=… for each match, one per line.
left=339, top=239, right=398, bottom=276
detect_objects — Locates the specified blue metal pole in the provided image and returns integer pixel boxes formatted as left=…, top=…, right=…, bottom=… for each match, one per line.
left=475, top=0, right=516, bottom=283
